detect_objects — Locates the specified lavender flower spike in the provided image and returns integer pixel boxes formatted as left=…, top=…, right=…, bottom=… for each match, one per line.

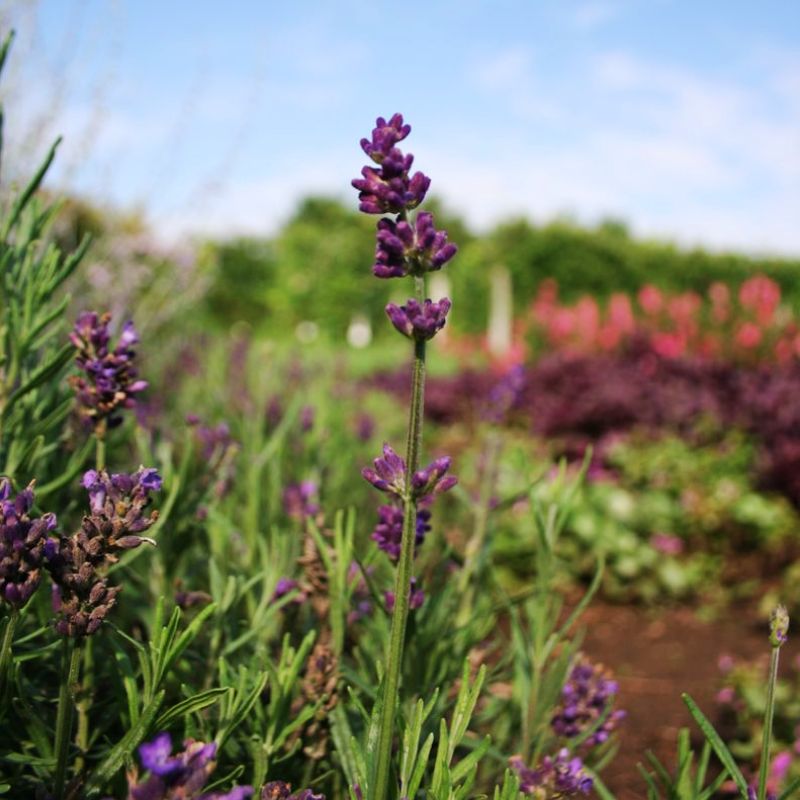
left=0, top=479, right=56, bottom=608
left=770, top=605, right=789, bottom=647
left=360, top=113, right=411, bottom=162
left=362, top=443, right=407, bottom=498
left=386, top=298, right=451, bottom=341
left=352, top=114, right=430, bottom=215
left=371, top=502, right=431, bottom=561
left=411, top=456, right=457, bottom=499
left=69, top=311, right=148, bottom=432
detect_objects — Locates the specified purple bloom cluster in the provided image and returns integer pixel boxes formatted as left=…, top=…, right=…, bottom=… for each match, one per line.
left=260, top=781, right=324, bottom=800
left=510, top=750, right=593, bottom=797
left=370, top=502, right=431, bottom=561
left=69, top=311, right=147, bottom=432
left=484, top=364, right=526, bottom=424
left=46, top=467, right=161, bottom=637
left=373, top=213, right=457, bottom=279
left=125, top=732, right=252, bottom=799
left=551, top=658, right=626, bottom=747
left=386, top=298, right=451, bottom=342
left=283, top=481, right=320, bottom=523
left=0, top=479, right=56, bottom=607
left=362, top=443, right=456, bottom=501
left=352, top=113, right=429, bottom=215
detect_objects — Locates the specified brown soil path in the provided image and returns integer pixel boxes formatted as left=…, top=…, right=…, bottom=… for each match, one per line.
left=581, top=602, right=799, bottom=799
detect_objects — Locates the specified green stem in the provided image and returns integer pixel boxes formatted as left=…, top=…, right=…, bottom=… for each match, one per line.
left=95, top=434, right=105, bottom=472
left=53, top=637, right=81, bottom=800
left=758, top=644, right=781, bottom=800
left=0, top=608, right=19, bottom=704
left=73, top=638, right=93, bottom=774
left=372, top=329, right=427, bottom=800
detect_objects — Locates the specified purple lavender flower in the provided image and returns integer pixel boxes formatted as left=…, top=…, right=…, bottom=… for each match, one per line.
left=354, top=412, right=375, bottom=442
left=126, top=732, right=253, bottom=799
left=510, top=749, right=593, bottom=797
left=362, top=443, right=407, bottom=498
left=0, top=479, right=56, bottom=607
left=69, top=311, right=148, bottom=432
left=385, top=298, right=451, bottom=341
left=80, top=467, right=162, bottom=552
left=195, top=421, right=234, bottom=461
left=283, top=482, right=320, bottom=522
left=261, top=782, right=325, bottom=800
left=372, top=215, right=457, bottom=279
left=352, top=156, right=429, bottom=215
left=551, top=658, right=626, bottom=747
left=410, top=211, right=458, bottom=273
left=360, top=113, right=411, bottom=162
left=300, top=406, right=315, bottom=433
left=46, top=467, right=161, bottom=637
left=370, top=502, right=431, bottom=561
left=384, top=577, right=425, bottom=612
left=411, top=456, right=457, bottom=499
left=484, top=365, right=526, bottom=424
left=272, top=577, right=306, bottom=605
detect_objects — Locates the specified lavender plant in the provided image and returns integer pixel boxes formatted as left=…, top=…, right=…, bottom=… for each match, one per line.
left=351, top=113, right=458, bottom=800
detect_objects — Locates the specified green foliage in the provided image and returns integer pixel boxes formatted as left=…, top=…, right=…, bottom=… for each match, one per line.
left=201, top=195, right=800, bottom=339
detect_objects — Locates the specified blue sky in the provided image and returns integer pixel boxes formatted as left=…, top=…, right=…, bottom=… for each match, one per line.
left=1, top=0, right=799, bottom=254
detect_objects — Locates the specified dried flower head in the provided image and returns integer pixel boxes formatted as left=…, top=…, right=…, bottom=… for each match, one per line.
left=46, top=467, right=161, bottom=637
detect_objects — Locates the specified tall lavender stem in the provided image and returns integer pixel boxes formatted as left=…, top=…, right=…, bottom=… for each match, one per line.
left=758, top=606, right=789, bottom=800
left=53, top=638, right=81, bottom=800
left=373, top=291, right=426, bottom=800
left=355, top=114, right=457, bottom=799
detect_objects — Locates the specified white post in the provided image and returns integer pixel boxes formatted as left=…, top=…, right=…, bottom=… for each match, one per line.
left=488, top=264, right=512, bottom=357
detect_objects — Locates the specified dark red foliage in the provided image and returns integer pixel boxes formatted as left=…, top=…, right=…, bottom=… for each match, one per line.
left=369, top=342, right=800, bottom=506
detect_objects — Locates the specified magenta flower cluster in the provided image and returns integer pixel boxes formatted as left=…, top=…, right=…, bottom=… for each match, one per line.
left=362, top=443, right=456, bottom=501
left=551, top=658, right=626, bottom=747
left=510, top=750, right=593, bottom=797
left=69, top=311, right=148, bottom=432
left=124, top=732, right=252, bottom=799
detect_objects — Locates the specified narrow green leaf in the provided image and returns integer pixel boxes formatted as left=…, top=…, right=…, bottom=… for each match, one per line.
left=682, top=693, right=749, bottom=796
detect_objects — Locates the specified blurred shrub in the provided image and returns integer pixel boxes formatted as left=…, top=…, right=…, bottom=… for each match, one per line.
left=198, top=196, right=800, bottom=339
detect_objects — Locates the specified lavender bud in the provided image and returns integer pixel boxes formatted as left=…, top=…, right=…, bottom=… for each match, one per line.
left=386, top=298, right=451, bottom=341
left=362, top=443, right=407, bottom=498
left=360, top=113, right=411, bottom=162
left=770, top=605, right=789, bottom=647
left=411, top=456, right=457, bottom=499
